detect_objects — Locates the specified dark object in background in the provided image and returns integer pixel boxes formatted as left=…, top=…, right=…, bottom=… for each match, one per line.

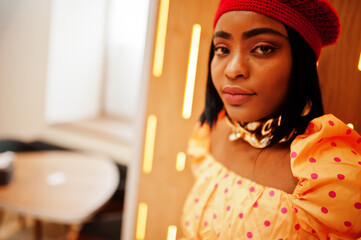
left=0, top=139, right=67, bottom=153
left=0, top=152, right=14, bottom=185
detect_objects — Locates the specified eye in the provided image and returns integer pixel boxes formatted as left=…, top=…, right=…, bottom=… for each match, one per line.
left=214, top=46, right=229, bottom=56
left=252, top=45, right=275, bottom=55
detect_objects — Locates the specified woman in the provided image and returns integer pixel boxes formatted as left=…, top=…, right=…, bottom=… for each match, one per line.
left=181, top=0, right=361, bottom=239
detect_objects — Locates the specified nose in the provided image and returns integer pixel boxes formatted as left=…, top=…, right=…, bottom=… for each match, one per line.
left=224, top=52, right=249, bottom=80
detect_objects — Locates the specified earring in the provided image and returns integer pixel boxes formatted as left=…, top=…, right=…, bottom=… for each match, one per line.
left=301, top=99, right=312, bottom=117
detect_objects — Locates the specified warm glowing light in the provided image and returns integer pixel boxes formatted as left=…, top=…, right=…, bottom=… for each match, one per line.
left=358, top=52, right=361, bottom=71
left=347, top=123, right=354, bottom=129
left=143, top=115, right=157, bottom=173
left=152, top=0, right=170, bottom=77
left=316, top=61, right=319, bottom=68
left=167, top=225, right=177, bottom=240
left=182, top=24, right=202, bottom=119
left=135, top=203, right=148, bottom=240
left=176, top=152, right=186, bottom=171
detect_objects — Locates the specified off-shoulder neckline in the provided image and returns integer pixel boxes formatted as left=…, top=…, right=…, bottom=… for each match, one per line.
left=205, top=151, right=299, bottom=197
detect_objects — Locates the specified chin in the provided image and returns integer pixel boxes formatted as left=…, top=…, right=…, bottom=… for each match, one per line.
left=225, top=106, right=272, bottom=123
left=225, top=108, right=256, bottom=123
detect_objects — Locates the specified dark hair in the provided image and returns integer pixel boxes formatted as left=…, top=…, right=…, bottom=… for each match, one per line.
left=200, top=25, right=324, bottom=145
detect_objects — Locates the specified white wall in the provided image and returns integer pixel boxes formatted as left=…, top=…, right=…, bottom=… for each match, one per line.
left=0, top=0, right=50, bottom=140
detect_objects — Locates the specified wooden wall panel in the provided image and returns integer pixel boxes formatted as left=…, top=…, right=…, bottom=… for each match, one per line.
left=319, top=0, right=361, bottom=132
left=137, top=0, right=219, bottom=239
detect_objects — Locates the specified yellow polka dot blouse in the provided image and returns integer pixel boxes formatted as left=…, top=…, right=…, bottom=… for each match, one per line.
left=181, top=114, right=361, bottom=239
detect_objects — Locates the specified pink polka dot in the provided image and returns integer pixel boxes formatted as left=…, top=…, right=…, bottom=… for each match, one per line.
left=311, top=173, right=318, bottom=179
left=291, top=152, right=297, bottom=158
left=253, top=202, right=258, bottom=208
left=344, top=221, right=352, bottom=227
left=204, top=221, right=208, bottom=226
left=185, top=221, right=189, bottom=226
left=358, top=138, right=361, bottom=144
left=354, top=202, right=361, bottom=209
left=351, top=150, right=357, bottom=155
left=224, top=188, right=228, bottom=194
left=334, top=157, right=341, bottom=162
left=317, top=138, right=324, bottom=143
left=250, top=187, right=255, bottom=192
left=195, top=198, right=199, bottom=203
left=294, top=208, right=299, bottom=213
left=217, top=233, right=220, bottom=238
left=237, top=180, right=242, bottom=185
left=213, top=213, right=217, bottom=219
left=214, top=183, right=218, bottom=188
left=224, top=173, right=229, bottom=178
left=328, top=121, right=335, bottom=126
left=328, top=191, right=336, bottom=198
left=309, top=122, right=315, bottom=128
left=195, top=215, right=199, bottom=220
left=226, top=205, right=231, bottom=211
left=264, top=220, right=271, bottom=227
left=281, top=207, right=288, bottom=214
left=279, top=239, right=284, bottom=240
left=331, top=141, right=337, bottom=147
left=295, top=224, right=300, bottom=230
left=247, top=232, right=253, bottom=238
left=269, top=190, right=275, bottom=197
left=337, top=174, right=345, bottom=180
left=321, top=207, right=328, bottom=214
left=358, top=162, right=361, bottom=165
left=309, top=157, right=316, bottom=163
left=346, top=129, right=352, bottom=135
left=239, top=213, right=243, bottom=219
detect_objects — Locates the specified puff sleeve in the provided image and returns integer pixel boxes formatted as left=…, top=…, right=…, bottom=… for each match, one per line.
left=186, top=122, right=212, bottom=177
left=290, top=114, right=361, bottom=239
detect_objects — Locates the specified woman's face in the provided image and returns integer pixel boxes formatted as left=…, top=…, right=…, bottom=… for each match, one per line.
left=211, top=11, right=292, bottom=123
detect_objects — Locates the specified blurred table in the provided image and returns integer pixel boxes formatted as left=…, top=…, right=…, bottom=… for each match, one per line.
left=0, top=151, right=119, bottom=240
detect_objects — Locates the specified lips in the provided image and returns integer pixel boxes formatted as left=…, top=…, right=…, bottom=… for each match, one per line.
left=222, top=86, right=255, bottom=105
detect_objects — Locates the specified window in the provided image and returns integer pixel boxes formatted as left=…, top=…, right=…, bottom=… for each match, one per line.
left=45, top=0, right=150, bottom=129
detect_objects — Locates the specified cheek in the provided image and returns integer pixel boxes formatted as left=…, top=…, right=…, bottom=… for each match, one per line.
left=210, top=59, right=222, bottom=88
left=261, top=66, right=291, bottom=105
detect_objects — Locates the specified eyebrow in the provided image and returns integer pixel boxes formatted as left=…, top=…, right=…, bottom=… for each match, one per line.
left=242, top=27, right=288, bottom=40
left=213, top=27, right=288, bottom=41
left=213, top=31, right=232, bottom=40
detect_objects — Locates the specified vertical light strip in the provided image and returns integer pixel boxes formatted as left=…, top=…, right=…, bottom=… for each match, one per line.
left=167, top=225, right=177, bottom=240
left=152, top=0, right=170, bottom=77
left=143, top=114, right=157, bottom=173
left=182, top=24, right=202, bottom=119
left=176, top=152, right=186, bottom=171
left=358, top=52, right=361, bottom=71
left=135, top=203, right=148, bottom=240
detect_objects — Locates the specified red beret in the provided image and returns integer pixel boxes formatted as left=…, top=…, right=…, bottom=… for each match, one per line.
left=213, top=0, right=341, bottom=59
